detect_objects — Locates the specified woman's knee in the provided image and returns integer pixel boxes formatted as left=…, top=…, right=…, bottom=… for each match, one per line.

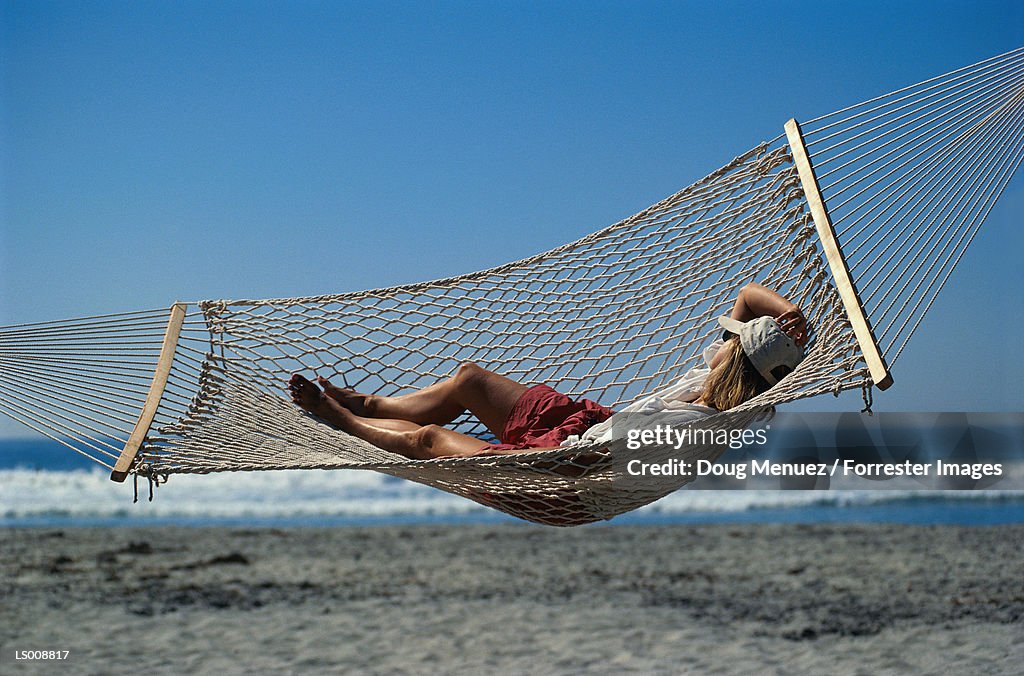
left=454, top=361, right=485, bottom=386
left=412, top=424, right=444, bottom=454
left=411, top=424, right=479, bottom=459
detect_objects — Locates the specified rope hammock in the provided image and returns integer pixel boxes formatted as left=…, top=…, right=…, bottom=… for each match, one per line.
left=3, top=48, right=1023, bottom=526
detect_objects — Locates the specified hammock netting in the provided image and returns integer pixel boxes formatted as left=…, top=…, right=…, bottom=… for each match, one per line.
left=2, top=47, right=1023, bottom=525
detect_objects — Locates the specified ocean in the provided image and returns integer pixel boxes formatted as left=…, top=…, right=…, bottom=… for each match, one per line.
left=2, top=438, right=1023, bottom=528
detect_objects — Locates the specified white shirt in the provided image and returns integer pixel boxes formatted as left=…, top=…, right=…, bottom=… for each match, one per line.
left=561, top=339, right=722, bottom=446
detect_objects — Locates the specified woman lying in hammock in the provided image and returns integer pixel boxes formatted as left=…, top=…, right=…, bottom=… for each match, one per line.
left=288, top=282, right=808, bottom=460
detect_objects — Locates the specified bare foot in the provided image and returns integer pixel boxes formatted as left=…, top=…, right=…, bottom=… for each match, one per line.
left=317, top=376, right=372, bottom=416
left=288, top=374, right=352, bottom=429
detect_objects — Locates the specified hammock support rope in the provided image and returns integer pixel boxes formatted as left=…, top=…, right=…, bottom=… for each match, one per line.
left=2, top=48, right=1022, bottom=525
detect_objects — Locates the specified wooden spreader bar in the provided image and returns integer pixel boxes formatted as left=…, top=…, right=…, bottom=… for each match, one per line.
left=785, top=118, right=893, bottom=390
left=110, top=302, right=187, bottom=482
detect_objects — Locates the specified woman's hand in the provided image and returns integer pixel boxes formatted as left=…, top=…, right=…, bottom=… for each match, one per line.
left=776, top=308, right=808, bottom=348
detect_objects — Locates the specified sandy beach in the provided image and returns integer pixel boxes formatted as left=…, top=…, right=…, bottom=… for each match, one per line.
left=2, top=523, right=1022, bottom=675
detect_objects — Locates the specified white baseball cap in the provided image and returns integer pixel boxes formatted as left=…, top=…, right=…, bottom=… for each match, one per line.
left=717, top=315, right=804, bottom=386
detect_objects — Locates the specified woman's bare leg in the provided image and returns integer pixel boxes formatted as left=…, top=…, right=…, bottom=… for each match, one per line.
left=317, top=362, right=528, bottom=440
left=289, top=375, right=490, bottom=459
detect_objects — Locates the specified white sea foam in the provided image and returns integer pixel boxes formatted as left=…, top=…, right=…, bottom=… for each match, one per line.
left=2, top=468, right=1021, bottom=523
left=0, top=468, right=480, bottom=521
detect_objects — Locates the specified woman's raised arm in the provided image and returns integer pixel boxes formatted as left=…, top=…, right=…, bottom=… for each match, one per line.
left=728, top=282, right=808, bottom=347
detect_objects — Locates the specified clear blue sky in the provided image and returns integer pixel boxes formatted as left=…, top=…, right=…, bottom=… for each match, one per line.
left=1, top=0, right=1022, bottom=429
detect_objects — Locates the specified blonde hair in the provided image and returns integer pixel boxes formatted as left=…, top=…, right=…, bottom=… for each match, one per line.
left=701, top=337, right=772, bottom=411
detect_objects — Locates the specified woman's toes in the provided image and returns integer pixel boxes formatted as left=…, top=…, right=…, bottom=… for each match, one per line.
left=287, top=374, right=325, bottom=411
left=317, top=377, right=347, bottom=396
left=318, top=378, right=349, bottom=399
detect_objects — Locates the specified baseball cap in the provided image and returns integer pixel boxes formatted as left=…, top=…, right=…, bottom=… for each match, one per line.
left=717, top=315, right=804, bottom=386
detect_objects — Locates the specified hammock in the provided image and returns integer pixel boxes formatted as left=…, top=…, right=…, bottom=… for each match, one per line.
left=3, top=48, right=1023, bottom=526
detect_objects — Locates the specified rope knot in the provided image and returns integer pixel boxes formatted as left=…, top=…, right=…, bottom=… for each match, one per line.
left=200, top=300, right=229, bottom=334
left=860, top=381, right=874, bottom=415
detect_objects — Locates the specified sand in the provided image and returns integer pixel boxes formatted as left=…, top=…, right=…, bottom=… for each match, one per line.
left=2, top=523, right=1022, bottom=675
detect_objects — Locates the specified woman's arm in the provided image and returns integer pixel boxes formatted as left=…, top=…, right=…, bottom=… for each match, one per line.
left=729, top=282, right=808, bottom=347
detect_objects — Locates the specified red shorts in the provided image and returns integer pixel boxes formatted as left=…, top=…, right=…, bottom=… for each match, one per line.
left=483, top=385, right=615, bottom=452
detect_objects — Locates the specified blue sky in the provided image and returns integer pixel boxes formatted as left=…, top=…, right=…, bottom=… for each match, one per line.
left=1, top=0, right=1022, bottom=426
